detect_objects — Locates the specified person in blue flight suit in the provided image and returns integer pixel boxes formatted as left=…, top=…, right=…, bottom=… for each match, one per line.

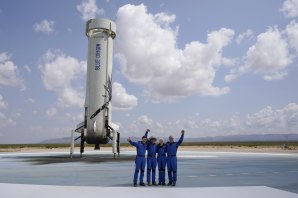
left=166, top=130, right=185, bottom=186
left=144, top=129, right=158, bottom=186
left=156, top=138, right=167, bottom=185
left=127, top=134, right=147, bottom=187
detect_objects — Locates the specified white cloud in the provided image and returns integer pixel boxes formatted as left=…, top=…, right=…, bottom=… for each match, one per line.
left=246, top=103, right=298, bottom=131
left=29, top=126, right=72, bottom=143
left=39, top=49, right=86, bottom=107
left=280, top=0, right=298, bottom=18
left=77, top=0, right=104, bottom=21
left=0, top=112, right=16, bottom=128
left=24, top=65, right=31, bottom=73
left=118, top=103, right=298, bottom=138
left=136, top=115, right=154, bottom=126
left=25, top=98, right=36, bottom=103
left=225, top=27, right=293, bottom=82
left=111, top=122, right=120, bottom=131
left=181, top=119, right=199, bottom=129
left=154, top=12, right=176, bottom=27
left=46, top=107, right=57, bottom=117
left=127, top=115, right=164, bottom=137
left=0, top=52, right=25, bottom=90
left=11, top=112, right=22, bottom=118
left=285, top=20, right=298, bottom=53
left=0, top=95, right=7, bottom=109
left=236, top=29, right=253, bottom=44
left=123, top=114, right=193, bottom=138
left=196, top=103, right=298, bottom=135
left=34, top=19, right=55, bottom=34
left=116, top=4, right=234, bottom=102
left=65, top=113, right=84, bottom=122
left=112, top=82, right=138, bottom=110
left=40, top=49, right=137, bottom=110
left=246, top=106, right=277, bottom=128
left=221, top=57, right=237, bottom=67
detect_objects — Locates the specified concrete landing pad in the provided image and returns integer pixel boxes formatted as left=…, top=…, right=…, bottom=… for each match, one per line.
left=1, top=183, right=298, bottom=198
left=0, top=151, right=298, bottom=194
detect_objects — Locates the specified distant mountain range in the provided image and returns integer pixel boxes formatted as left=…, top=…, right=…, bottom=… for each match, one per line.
left=40, top=133, right=298, bottom=144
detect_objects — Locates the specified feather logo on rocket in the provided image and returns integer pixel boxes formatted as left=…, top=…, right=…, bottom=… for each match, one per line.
left=95, top=43, right=101, bottom=70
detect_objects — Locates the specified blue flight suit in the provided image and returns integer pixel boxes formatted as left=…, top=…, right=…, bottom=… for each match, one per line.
left=129, top=140, right=147, bottom=185
left=166, top=134, right=184, bottom=184
left=144, top=131, right=157, bottom=184
left=156, top=143, right=167, bottom=184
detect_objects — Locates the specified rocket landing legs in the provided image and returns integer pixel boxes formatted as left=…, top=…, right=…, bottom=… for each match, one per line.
left=69, top=130, right=85, bottom=159
left=80, top=131, right=85, bottom=158
left=70, top=129, right=120, bottom=159
left=112, top=130, right=121, bottom=159
left=117, top=132, right=120, bottom=158
left=70, top=130, right=74, bottom=159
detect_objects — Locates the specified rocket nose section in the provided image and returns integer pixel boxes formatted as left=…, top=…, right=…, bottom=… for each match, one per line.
left=86, top=19, right=116, bottom=39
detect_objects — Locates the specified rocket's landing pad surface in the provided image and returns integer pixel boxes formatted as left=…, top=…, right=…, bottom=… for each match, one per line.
left=0, top=151, right=298, bottom=196
left=1, top=183, right=298, bottom=198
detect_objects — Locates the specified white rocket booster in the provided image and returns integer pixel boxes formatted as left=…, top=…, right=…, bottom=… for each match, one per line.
left=74, top=18, right=119, bottom=156
left=85, top=19, right=116, bottom=144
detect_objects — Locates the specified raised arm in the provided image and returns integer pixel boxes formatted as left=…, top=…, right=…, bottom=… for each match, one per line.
left=144, top=129, right=150, bottom=138
left=127, top=137, right=138, bottom=147
left=177, top=130, right=185, bottom=146
left=144, top=129, right=150, bottom=145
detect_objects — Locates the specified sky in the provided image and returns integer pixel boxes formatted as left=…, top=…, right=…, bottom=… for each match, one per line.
left=0, top=0, right=298, bottom=143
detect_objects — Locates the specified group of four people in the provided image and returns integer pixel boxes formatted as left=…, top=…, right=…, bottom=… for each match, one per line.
left=127, top=129, right=185, bottom=187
